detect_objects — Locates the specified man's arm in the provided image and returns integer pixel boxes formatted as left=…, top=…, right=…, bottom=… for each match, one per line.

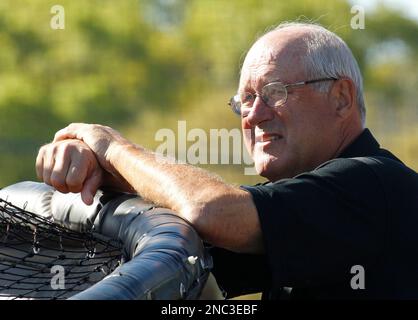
left=106, top=142, right=262, bottom=253
left=36, top=123, right=263, bottom=253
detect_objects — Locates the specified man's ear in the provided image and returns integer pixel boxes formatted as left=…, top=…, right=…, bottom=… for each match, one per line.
left=330, top=78, right=356, bottom=119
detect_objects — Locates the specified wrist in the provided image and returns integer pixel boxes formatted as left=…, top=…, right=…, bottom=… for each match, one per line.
left=106, top=141, right=143, bottom=171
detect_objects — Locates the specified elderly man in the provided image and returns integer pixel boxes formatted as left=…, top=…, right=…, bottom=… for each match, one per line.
left=36, top=22, right=418, bottom=299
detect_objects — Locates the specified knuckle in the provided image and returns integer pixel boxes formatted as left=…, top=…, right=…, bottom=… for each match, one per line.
left=66, top=170, right=84, bottom=191
left=49, top=143, right=58, bottom=155
left=94, top=124, right=104, bottom=131
left=57, top=141, right=73, bottom=155
left=79, top=147, right=92, bottom=159
left=38, top=143, right=51, bottom=156
left=50, top=174, right=65, bottom=190
left=59, top=140, right=83, bottom=155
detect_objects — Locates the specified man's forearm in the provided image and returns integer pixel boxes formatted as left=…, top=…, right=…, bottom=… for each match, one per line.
left=108, top=142, right=263, bottom=253
left=102, top=170, right=136, bottom=194
left=47, top=123, right=264, bottom=252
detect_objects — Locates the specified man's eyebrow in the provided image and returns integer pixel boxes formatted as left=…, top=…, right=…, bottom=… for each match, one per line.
left=263, top=71, right=284, bottom=83
left=241, top=77, right=284, bottom=92
left=266, top=78, right=283, bottom=84
left=239, top=66, right=284, bottom=91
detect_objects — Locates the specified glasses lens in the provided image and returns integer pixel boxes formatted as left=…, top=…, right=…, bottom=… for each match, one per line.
left=239, top=92, right=255, bottom=105
left=262, top=82, right=287, bottom=107
left=238, top=92, right=256, bottom=116
left=228, top=95, right=242, bottom=115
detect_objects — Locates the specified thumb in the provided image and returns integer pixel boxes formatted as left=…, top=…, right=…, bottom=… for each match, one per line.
left=53, top=123, right=85, bottom=143
left=80, top=169, right=103, bottom=206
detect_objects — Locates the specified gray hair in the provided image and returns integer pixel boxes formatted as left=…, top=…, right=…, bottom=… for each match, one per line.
left=265, top=22, right=366, bottom=125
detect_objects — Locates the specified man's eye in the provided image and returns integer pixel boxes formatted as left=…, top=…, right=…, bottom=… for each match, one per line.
left=242, top=93, right=255, bottom=104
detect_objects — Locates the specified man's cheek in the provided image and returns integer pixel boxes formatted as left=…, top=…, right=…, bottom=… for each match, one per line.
left=242, top=127, right=254, bottom=156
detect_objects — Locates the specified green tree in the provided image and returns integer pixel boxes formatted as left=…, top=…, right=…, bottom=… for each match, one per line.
left=0, top=0, right=417, bottom=187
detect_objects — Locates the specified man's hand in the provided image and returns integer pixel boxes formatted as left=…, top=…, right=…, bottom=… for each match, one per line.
left=37, top=123, right=262, bottom=252
left=36, top=139, right=104, bottom=205
left=53, top=123, right=133, bottom=174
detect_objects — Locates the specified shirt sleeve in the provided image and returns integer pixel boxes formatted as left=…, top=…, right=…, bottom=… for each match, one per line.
left=209, top=246, right=271, bottom=298
left=242, top=158, right=387, bottom=289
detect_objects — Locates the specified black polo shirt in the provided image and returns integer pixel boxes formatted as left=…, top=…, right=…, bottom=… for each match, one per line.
left=210, top=128, right=418, bottom=299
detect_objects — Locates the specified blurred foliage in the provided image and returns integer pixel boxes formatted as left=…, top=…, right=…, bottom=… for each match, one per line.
left=0, top=0, right=417, bottom=187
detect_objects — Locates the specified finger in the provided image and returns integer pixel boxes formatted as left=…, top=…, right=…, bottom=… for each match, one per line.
left=42, top=146, right=56, bottom=186
left=35, top=146, right=46, bottom=181
left=65, top=160, right=87, bottom=194
left=49, top=144, right=71, bottom=193
left=65, top=146, right=98, bottom=194
left=81, top=169, right=103, bottom=205
left=53, top=123, right=85, bottom=142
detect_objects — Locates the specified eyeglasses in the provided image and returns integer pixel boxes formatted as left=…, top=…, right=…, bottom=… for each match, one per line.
left=228, top=77, right=338, bottom=116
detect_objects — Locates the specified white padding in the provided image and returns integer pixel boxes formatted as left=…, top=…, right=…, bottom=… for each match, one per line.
left=0, top=181, right=103, bottom=232
left=50, top=189, right=103, bottom=232
left=0, top=181, right=54, bottom=219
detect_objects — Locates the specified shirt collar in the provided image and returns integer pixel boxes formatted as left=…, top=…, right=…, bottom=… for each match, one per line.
left=338, top=128, right=381, bottom=159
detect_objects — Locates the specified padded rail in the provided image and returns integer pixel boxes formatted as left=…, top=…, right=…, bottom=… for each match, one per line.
left=0, top=181, right=212, bottom=300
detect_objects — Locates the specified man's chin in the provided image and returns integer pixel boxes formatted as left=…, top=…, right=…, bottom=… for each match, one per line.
left=255, top=163, right=280, bottom=182
left=254, top=158, right=291, bottom=182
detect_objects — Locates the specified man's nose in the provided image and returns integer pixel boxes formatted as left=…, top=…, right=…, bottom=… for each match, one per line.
left=245, top=96, right=275, bottom=126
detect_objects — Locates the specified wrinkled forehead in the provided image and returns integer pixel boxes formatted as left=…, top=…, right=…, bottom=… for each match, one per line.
left=239, top=32, right=306, bottom=91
